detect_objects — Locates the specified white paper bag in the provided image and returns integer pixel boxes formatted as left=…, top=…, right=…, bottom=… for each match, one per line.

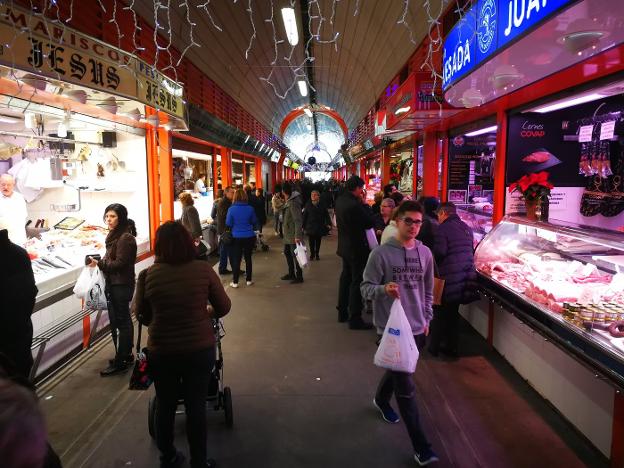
left=75, top=266, right=107, bottom=309
left=294, top=242, right=309, bottom=269
left=365, top=228, right=379, bottom=250
left=374, top=299, right=419, bottom=373
left=73, top=267, right=92, bottom=299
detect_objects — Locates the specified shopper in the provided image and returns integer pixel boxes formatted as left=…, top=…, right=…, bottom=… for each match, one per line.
left=133, top=221, right=231, bottom=468
left=360, top=200, right=438, bottom=466
left=416, top=197, right=440, bottom=252
left=88, top=203, right=137, bottom=376
left=372, top=191, right=384, bottom=215
left=217, top=186, right=234, bottom=275
left=303, top=190, right=331, bottom=261
left=271, top=184, right=285, bottom=236
left=281, top=182, right=304, bottom=284
left=254, top=188, right=267, bottom=233
left=179, top=192, right=202, bottom=241
left=380, top=208, right=400, bottom=245
left=0, top=376, right=48, bottom=468
left=0, top=218, right=38, bottom=382
left=211, top=189, right=224, bottom=221
left=383, top=183, right=398, bottom=198
left=374, top=198, right=396, bottom=240
left=226, top=189, right=258, bottom=288
left=335, top=175, right=375, bottom=329
left=429, top=202, right=477, bottom=358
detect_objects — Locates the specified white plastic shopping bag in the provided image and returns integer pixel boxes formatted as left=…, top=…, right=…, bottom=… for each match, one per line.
left=374, top=299, right=419, bottom=373
left=365, top=228, right=379, bottom=250
left=294, top=242, right=309, bottom=269
left=74, top=266, right=107, bottom=309
left=73, top=267, right=92, bottom=299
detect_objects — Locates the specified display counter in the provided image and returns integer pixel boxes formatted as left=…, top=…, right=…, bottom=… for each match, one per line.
left=456, top=203, right=493, bottom=246
left=463, top=216, right=624, bottom=456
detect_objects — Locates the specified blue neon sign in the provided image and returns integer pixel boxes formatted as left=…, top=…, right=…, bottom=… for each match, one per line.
left=443, top=0, right=576, bottom=91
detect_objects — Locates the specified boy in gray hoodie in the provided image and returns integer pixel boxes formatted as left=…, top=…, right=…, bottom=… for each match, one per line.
left=361, top=200, right=438, bottom=466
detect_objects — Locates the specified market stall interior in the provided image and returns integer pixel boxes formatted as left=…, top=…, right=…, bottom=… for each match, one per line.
left=448, top=125, right=497, bottom=245
left=172, top=148, right=215, bottom=224
left=0, top=68, right=171, bottom=378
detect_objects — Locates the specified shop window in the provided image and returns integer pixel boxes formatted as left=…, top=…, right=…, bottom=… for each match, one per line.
left=231, top=158, right=244, bottom=187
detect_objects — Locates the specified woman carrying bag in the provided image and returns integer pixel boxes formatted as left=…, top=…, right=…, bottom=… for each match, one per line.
left=88, top=203, right=137, bottom=377
left=132, top=221, right=231, bottom=468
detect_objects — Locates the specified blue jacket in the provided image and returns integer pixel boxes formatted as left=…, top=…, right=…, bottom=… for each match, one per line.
left=433, top=214, right=477, bottom=304
left=226, top=202, right=258, bottom=238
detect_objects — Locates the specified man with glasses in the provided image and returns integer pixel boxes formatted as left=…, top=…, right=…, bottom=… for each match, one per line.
left=361, top=200, right=438, bottom=466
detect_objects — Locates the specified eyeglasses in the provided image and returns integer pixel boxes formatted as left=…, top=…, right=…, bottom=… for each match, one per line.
left=400, top=217, right=423, bottom=226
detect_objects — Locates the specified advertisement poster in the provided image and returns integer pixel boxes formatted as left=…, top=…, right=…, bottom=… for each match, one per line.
left=448, top=134, right=496, bottom=195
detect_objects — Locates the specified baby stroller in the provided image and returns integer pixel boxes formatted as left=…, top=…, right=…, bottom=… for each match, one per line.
left=255, top=231, right=270, bottom=252
left=147, top=319, right=233, bottom=438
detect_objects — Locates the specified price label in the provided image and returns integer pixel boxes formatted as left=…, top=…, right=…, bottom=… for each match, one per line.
left=600, top=121, right=615, bottom=141
left=578, top=125, right=594, bottom=143
left=536, top=228, right=557, bottom=242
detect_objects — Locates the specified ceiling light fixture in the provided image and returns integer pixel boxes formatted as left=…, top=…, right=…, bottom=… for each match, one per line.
left=0, top=115, right=21, bottom=124
left=298, top=80, right=308, bottom=97
left=303, top=108, right=313, bottom=118
left=529, top=93, right=605, bottom=113
left=394, top=106, right=411, bottom=115
left=281, top=7, right=299, bottom=46
left=464, top=125, right=497, bottom=137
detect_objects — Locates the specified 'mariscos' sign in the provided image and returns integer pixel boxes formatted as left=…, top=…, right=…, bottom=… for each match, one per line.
left=442, top=0, right=576, bottom=91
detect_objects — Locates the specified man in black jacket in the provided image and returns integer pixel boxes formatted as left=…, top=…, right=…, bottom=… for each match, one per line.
left=0, top=223, right=37, bottom=381
left=335, top=176, right=375, bottom=330
left=429, top=202, right=477, bottom=357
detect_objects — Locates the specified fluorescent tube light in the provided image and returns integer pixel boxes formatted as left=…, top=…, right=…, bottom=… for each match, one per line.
left=281, top=8, right=299, bottom=46
left=303, top=108, right=313, bottom=118
left=298, top=80, right=308, bottom=97
left=465, top=125, right=497, bottom=137
left=394, top=106, right=411, bottom=115
left=529, top=93, right=605, bottom=113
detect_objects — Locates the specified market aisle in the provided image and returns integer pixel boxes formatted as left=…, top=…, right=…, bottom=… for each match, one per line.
left=40, top=231, right=604, bottom=468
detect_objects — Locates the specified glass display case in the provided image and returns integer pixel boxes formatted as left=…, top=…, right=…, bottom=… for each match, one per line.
left=456, top=204, right=493, bottom=246
left=475, top=216, right=624, bottom=386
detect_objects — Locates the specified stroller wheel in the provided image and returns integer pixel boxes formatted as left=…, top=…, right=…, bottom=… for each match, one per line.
left=223, top=387, right=234, bottom=428
left=148, top=395, right=158, bottom=439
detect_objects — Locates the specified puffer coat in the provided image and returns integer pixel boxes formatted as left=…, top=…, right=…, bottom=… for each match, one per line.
left=433, top=214, right=477, bottom=304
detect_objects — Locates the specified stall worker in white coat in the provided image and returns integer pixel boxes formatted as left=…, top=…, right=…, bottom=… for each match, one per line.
left=0, top=174, right=27, bottom=246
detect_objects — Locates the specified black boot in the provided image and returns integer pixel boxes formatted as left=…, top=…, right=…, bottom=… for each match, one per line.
left=100, top=359, right=130, bottom=377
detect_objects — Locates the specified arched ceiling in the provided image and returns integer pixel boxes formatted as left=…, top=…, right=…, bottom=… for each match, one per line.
left=283, top=112, right=345, bottom=163
left=132, top=0, right=449, bottom=135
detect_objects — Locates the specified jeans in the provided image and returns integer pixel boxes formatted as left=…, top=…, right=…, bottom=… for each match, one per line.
left=337, top=256, right=366, bottom=322
left=284, top=244, right=302, bottom=279
left=218, top=238, right=231, bottom=273
left=375, top=334, right=430, bottom=453
left=105, top=284, right=134, bottom=363
left=308, top=235, right=322, bottom=258
left=150, top=347, right=216, bottom=467
left=429, top=303, right=460, bottom=353
left=231, top=236, right=254, bottom=283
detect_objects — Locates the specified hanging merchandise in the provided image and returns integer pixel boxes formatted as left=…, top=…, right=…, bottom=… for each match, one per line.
left=580, top=176, right=608, bottom=217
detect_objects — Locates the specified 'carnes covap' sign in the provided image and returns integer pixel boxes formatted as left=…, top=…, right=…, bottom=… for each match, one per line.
left=443, top=0, right=576, bottom=90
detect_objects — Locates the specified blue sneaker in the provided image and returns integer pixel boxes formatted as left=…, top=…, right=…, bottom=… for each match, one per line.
left=373, top=398, right=400, bottom=423
left=414, top=448, right=439, bottom=466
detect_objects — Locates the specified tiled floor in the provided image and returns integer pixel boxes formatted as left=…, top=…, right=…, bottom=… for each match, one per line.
left=40, top=231, right=606, bottom=468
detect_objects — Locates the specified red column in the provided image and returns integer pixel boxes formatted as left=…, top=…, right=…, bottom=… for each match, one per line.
left=256, top=158, right=263, bottom=189
left=381, top=147, right=391, bottom=188
left=423, top=131, right=439, bottom=197
left=493, top=110, right=508, bottom=225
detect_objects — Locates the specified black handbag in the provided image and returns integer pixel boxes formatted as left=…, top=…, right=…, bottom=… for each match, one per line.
left=128, top=320, right=152, bottom=390
left=221, top=230, right=233, bottom=246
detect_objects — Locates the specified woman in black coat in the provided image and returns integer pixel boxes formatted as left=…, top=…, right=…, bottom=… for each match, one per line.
left=254, top=188, right=267, bottom=232
left=302, top=190, right=331, bottom=260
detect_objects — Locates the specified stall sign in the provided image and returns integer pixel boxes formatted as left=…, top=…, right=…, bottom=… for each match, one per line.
left=442, top=7, right=476, bottom=90
left=0, top=4, right=186, bottom=121
left=443, top=0, right=575, bottom=90
left=135, top=60, right=185, bottom=120
left=0, top=6, right=136, bottom=98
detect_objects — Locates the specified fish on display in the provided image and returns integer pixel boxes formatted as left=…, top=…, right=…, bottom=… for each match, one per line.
left=520, top=148, right=562, bottom=172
